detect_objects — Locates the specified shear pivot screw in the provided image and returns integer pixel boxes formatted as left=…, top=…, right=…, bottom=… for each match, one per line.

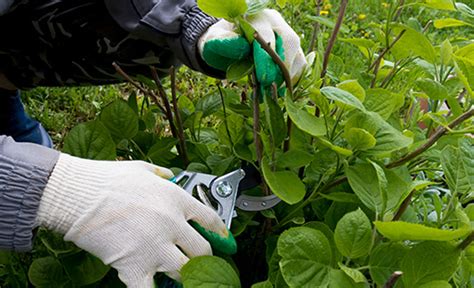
left=216, top=181, right=233, bottom=198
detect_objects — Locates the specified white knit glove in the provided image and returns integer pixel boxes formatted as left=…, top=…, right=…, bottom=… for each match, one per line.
left=199, top=9, right=307, bottom=87
left=35, top=154, right=234, bottom=287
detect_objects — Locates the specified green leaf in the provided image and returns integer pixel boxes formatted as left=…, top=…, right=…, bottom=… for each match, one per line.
left=226, top=58, right=254, bottom=81
left=418, top=281, right=452, bottom=288
left=345, top=112, right=413, bottom=155
left=420, top=0, right=456, bottom=10
left=251, top=280, right=273, bottom=288
left=334, top=209, right=372, bottom=259
left=181, top=256, right=241, bottom=287
left=441, top=143, right=474, bottom=195
left=340, top=38, right=377, bottom=58
left=374, top=221, right=471, bottom=241
left=100, top=100, right=139, bottom=140
left=245, top=0, right=271, bottom=15
left=277, top=227, right=332, bottom=287
left=63, top=120, right=116, bottom=160
left=320, top=86, right=366, bottom=111
left=285, top=97, right=326, bottom=137
left=391, top=24, right=436, bottom=63
left=305, top=16, right=350, bottom=33
left=401, top=241, right=461, bottom=287
left=197, top=0, right=248, bottom=20
left=196, top=93, right=222, bottom=118
left=336, top=80, right=366, bottom=102
left=28, top=257, right=69, bottom=288
left=315, top=138, right=353, bottom=157
left=147, top=138, right=179, bottom=166
left=344, top=128, right=376, bottom=151
left=363, top=88, right=404, bottom=120
left=328, top=269, right=366, bottom=288
left=262, top=158, right=306, bottom=204
left=320, top=192, right=359, bottom=203
left=338, top=263, right=367, bottom=283
left=369, top=243, right=408, bottom=286
left=264, top=94, right=287, bottom=147
left=346, top=163, right=385, bottom=214
left=62, top=252, right=110, bottom=286
left=38, top=230, right=80, bottom=257
left=277, top=149, right=314, bottom=169
left=434, top=18, right=472, bottom=28
left=415, top=79, right=449, bottom=100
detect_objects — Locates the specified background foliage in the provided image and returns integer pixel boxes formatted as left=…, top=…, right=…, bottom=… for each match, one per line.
left=1, top=0, right=473, bottom=287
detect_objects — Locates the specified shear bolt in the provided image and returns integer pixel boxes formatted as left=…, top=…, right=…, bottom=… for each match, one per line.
left=216, top=181, right=233, bottom=198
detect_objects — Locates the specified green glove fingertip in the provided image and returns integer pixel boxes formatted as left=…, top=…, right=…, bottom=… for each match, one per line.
left=253, top=33, right=285, bottom=88
left=190, top=221, right=237, bottom=255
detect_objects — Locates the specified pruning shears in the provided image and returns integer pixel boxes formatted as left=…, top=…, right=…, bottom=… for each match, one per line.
left=172, top=165, right=281, bottom=229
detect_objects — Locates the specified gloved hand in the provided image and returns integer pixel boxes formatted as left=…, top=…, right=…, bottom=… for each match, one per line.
left=198, top=9, right=307, bottom=88
left=35, top=153, right=236, bottom=287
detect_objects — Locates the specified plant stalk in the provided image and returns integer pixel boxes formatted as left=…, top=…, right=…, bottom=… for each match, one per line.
left=308, top=0, right=323, bottom=53
left=393, top=190, right=414, bottom=221
left=387, top=108, right=474, bottom=168
left=458, top=231, right=474, bottom=250
left=320, top=0, right=348, bottom=80
left=169, top=66, right=189, bottom=166
left=384, top=271, right=403, bottom=288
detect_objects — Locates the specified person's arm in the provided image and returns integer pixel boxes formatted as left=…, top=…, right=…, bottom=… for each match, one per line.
left=0, top=135, right=59, bottom=251
left=104, top=0, right=223, bottom=78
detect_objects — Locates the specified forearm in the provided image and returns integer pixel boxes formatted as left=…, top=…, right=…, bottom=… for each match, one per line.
left=104, top=0, right=223, bottom=78
left=0, top=136, right=59, bottom=251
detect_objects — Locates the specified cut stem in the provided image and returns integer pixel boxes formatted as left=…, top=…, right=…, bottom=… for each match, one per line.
left=169, top=66, right=189, bottom=166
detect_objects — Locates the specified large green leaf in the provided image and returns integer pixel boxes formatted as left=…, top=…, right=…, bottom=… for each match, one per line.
left=28, top=257, right=69, bottom=288
left=374, top=221, right=471, bottom=241
left=369, top=243, right=408, bottom=286
left=346, top=163, right=385, bottom=214
left=337, top=80, right=366, bottom=102
left=363, top=88, right=404, bottom=120
left=434, top=18, right=472, bottom=28
left=441, top=142, right=474, bottom=195
left=415, top=78, right=449, bottom=100
left=264, top=94, right=287, bottom=147
left=384, top=167, right=412, bottom=212
left=285, top=97, right=326, bottom=137
left=63, top=120, right=116, bottom=160
left=277, top=227, right=332, bottom=287
left=197, top=0, right=247, bottom=20
left=262, top=158, right=306, bottom=204
left=344, top=128, right=376, bottom=151
left=420, top=0, right=456, bottom=10
left=345, top=112, right=413, bottom=155
left=320, top=86, right=366, bottom=111
left=100, top=100, right=139, bottom=140
left=334, top=209, right=372, bottom=259
left=277, top=149, right=314, bottom=169
left=391, top=24, right=436, bottom=63
left=454, top=44, right=474, bottom=94
left=62, top=252, right=110, bottom=286
left=196, top=93, right=222, bottom=118
left=181, top=256, right=241, bottom=287
left=401, top=241, right=461, bottom=287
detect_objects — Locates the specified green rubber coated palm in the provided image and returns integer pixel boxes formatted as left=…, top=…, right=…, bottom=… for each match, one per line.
left=202, top=33, right=285, bottom=92
left=190, top=221, right=237, bottom=255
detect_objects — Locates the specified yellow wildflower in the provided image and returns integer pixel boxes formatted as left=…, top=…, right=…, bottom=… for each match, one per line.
left=358, top=14, right=367, bottom=20
left=323, top=3, right=332, bottom=10
left=382, top=2, right=390, bottom=8
left=320, top=10, right=329, bottom=16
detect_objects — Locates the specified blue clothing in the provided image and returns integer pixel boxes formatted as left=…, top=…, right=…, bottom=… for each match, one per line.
left=0, top=89, right=52, bottom=147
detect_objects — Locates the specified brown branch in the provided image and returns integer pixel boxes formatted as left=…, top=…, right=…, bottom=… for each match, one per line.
left=113, top=62, right=165, bottom=113
left=149, top=67, right=180, bottom=142
left=253, top=32, right=293, bottom=98
left=370, top=30, right=406, bottom=88
left=368, top=29, right=406, bottom=72
left=458, top=231, right=474, bottom=250
left=169, top=66, right=189, bottom=166
left=251, top=72, right=264, bottom=165
left=384, top=271, right=403, bottom=288
left=387, top=108, right=474, bottom=169
left=393, top=190, right=414, bottom=221
left=320, top=0, right=348, bottom=80
left=308, top=0, right=323, bottom=53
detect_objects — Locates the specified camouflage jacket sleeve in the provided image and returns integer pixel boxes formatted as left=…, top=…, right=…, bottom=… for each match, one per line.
left=0, top=136, right=59, bottom=251
left=105, top=0, right=223, bottom=78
